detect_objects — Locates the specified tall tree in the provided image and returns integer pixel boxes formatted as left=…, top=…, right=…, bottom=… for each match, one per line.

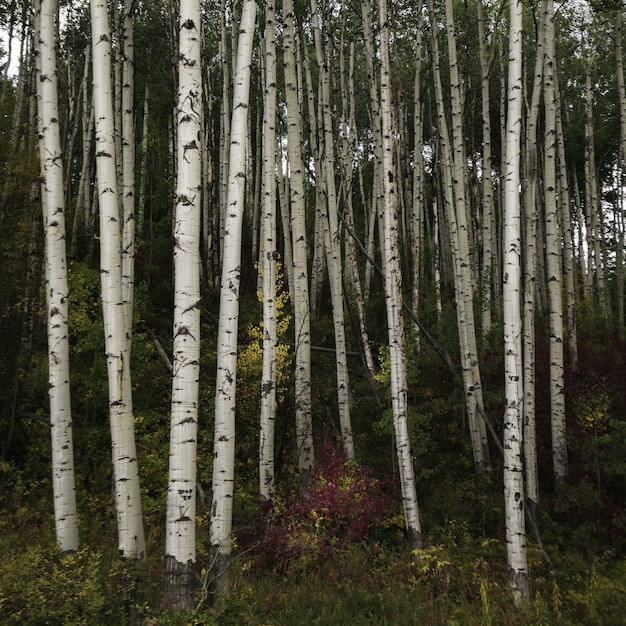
left=283, top=0, right=314, bottom=484
left=164, top=0, right=202, bottom=609
left=544, top=0, right=568, bottom=488
left=259, top=0, right=277, bottom=503
left=90, top=0, right=145, bottom=559
left=379, top=0, right=423, bottom=552
left=310, top=0, right=354, bottom=460
left=502, top=0, right=529, bottom=603
left=210, top=0, right=257, bottom=596
left=35, top=0, right=79, bottom=556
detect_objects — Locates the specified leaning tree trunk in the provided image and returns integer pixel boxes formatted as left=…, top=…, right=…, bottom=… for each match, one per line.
left=502, top=0, right=529, bottom=604
left=36, top=0, right=80, bottom=556
left=210, top=0, right=257, bottom=598
left=164, top=0, right=202, bottom=610
left=90, top=0, right=145, bottom=559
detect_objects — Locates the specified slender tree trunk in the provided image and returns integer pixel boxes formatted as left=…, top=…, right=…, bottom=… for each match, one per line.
left=544, top=0, right=568, bottom=488
left=428, top=0, right=488, bottom=473
left=90, top=0, right=145, bottom=559
left=210, top=0, right=257, bottom=597
left=36, top=0, right=80, bottom=556
left=503, top=0, right=529, bottom=603
left=310, top=0, right=354, bottom=459
left=522, top=0, right=546, bottom=526
left=444, top=0, right=489, bottom=471
left=259, top=0, right=278, bottom=503
left=554, top=75, right=578, bottom=372
left=164, top=0, right=202, bottom=609
left=121, top=0, right=136, bottom=359
left=283, top=0, right=314, bottom=483
left=379, top=0, right=423, bottom=553
left=477, top=0, right=495, bottom=339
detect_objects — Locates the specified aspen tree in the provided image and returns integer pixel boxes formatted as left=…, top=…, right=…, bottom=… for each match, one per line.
left=411, top=7, right=425, bottom=349
left=444, top=0, right=489, bottom=471
left=259, top=0, right=277, bottom=503
left=555, top=76, right=578, bottom=372
left=503, top=0, right=529, bottom=603
left=343, top=40, right=377, bottom=383
left=584, top=55, right=608, bottom=318
left=477, top=0, right=495, bottom=338
left=164, top=0, right=202, bottom=609
left=283, top=0, right=314, bottom=482
left=544, top=0, right=568, bottom=487
left=210, top=0, right=257, bottom=595
left=522, top=0, right=546, bottom=524
left=121, top=0, right=135, bottom=358
left=428, top=0, right=488, bottom=473
left=90, top=0, right=145, bottom=559
left=310, top=0, right=354, bottom=459
left=36, top=0, right=79, bottom=555
left=379, top=0, right=422, bottom=552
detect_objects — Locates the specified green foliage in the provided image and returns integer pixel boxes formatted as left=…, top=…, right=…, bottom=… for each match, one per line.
left=0, top=543, right=130, bottom=625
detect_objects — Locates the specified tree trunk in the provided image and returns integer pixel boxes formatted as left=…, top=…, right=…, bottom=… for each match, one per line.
left=259, top=0, right=278, bottom=503
left=503, top=0, right=529, bottom=603
left=210, top=0, right=257, bottom=597
left=164, top=0, right=202, bottom=610
left=36, top=0, right=80, bottom=556
left=283, top=0, right=315, bottom=483
left=379, top=0, right=423, bottom=553
left=544, top=0, right=568, bottom=488
left=90, top=0, right=145, bottom=559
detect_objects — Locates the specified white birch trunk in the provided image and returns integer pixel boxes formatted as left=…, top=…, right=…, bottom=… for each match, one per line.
left=36, top=0, right=80, bottom=556
left=121, top=0, right=135, bottom=359
left=544, top=0, right=568, bottom=488
left=477, top=0, right=495, bottom=338
left=210, top=0, right=257, bottom=595
left=445, top=0, right=489, bottom=471
left=310, top=0, right=354, bottom=459
left=503, top=0, right=529, bottom=603
left=522, top=0, right=546, bottom=524
left=428, top=0, right=488, bottom=472
left=283, top=0, right=314, bottom=482
left=379, top=0, right=422, bottom=552
left=164, top=0, right=202, bottom=609
left=554, top=76, right=578, bottom=372
left=259, top=0, right=277, bottom=503
left=90, top=0, right=145, bottom=559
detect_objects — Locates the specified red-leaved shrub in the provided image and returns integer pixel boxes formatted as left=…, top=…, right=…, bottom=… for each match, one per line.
left=256, top=439, right=397, bottom=567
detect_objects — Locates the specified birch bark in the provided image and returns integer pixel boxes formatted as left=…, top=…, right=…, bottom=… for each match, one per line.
left=379, top=0, right=422, bottom=552
left=90, top=0, right=145, bottom=559
left=503, top=0, right=529, bottom=603
left=36, top=0, right=80, bottom=555
left=164, top=0, right=202, bottom=609
left=210, top=0, right=257, bottom=596
left=544, top=0, right=568, bottom=487
left=310, top=0, right=354, bottom=459
left=259, top=0, right=278, bottom=503
left=283, top=0, right=314, bottom=481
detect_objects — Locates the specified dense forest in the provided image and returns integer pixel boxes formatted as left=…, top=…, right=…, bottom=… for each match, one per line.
left=1, top=0, right=626, bottom=623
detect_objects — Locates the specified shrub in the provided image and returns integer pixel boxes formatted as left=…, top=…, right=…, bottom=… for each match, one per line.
left=255, top=439, right=397, bottom=569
